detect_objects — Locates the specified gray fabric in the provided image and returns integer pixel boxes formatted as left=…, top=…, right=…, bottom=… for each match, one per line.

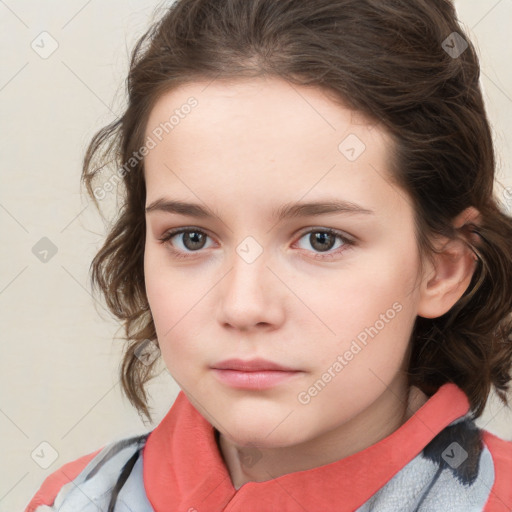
left=33, top=417, right=495, bottom=511
left=33, top=436, right=154, bottom=511
left=355, top=445, right=494, bottom=511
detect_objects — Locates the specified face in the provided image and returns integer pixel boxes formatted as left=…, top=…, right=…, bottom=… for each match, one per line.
left=143, top=77, right=424, bottom=449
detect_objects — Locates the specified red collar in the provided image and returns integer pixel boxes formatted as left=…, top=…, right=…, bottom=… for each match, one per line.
left=143, top=383, right=469, bottom=511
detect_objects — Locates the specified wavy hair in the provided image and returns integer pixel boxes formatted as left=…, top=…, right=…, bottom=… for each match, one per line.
left=81, top=0, right=512, bottom=422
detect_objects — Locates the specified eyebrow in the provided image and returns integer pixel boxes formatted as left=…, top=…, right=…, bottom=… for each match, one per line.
left=145, top=198, right=374, bottom=221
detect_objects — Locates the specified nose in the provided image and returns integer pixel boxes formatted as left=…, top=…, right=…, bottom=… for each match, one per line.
left=217, top=246, right=285, bottom=333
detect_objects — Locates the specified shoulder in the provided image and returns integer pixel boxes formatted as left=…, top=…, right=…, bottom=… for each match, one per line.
left=421, top=416, right=512, bottom=511
left=364, top=415, right=512, bottom=511
left=25, top=433, right=151, bottom=512
left=481, top=430, right=512, bottom=511
left=420, top=418, right=512, bottom=511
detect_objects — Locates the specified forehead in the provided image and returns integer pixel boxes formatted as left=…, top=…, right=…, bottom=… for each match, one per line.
left=142, top=77, right=408, bottom=221
left=144, top=77, right=380, bottom=143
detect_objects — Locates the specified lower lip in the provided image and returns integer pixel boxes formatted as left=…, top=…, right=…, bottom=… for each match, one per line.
left=211, top=369, right=302, bottom=389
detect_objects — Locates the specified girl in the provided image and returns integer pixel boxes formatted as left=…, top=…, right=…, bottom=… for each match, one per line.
left=26, top=0, right=512, bottom=510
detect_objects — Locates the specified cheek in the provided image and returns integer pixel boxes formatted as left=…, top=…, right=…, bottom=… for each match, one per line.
left=144, top=247, right=169, bottom=324
left=144, top=245, right=181, bottom=347
left=318, top=248, right=419, bottom=345
left=143, top=244, right=210, bottom=374
left=310, top=246, right=420, bottom=385
left=144, top=239, right=195, bottom=317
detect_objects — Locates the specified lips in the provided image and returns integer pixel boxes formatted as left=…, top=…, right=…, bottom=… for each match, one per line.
left=211, top=358, right=298, bottom=372
left=210, top=358, right=303, bottom=390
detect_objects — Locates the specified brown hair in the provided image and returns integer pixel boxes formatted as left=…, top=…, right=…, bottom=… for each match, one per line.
left=82, top=0, right=512, bottom=422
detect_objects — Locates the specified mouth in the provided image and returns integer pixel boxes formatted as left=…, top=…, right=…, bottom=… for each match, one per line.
left=210, top=358, right=303, bottom=390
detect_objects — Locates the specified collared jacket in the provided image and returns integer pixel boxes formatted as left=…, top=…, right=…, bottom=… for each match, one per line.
left=25, top=383, right=512, bottom=511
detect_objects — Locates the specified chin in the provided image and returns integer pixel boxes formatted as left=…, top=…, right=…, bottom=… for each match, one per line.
left=221, top=417, right=309, bottom=450
left=226, top=432, right=299, bottom=450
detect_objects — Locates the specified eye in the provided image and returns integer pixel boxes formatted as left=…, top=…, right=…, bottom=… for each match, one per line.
left=158, top=227, right=355, bottom=260
left=158, top=228, right=214, bottom=259
left=294, top=228, right=354, bottom=259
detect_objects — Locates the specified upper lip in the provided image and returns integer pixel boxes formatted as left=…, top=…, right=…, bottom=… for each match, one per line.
left=211, top=358, right=299, bottom=372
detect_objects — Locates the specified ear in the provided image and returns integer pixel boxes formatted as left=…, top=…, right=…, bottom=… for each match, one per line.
left=417, top=207, right=481, bottom=319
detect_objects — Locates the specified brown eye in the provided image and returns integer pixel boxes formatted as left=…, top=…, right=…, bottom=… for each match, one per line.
left=159, top=228, right=213, bottom=256
left=158, top=226, right=354, bottom=261
left=308, top=231, right=337, bottom=252
left=295, top=228, right=354, bottom=259
left=178, top=231, right=207, bottom=251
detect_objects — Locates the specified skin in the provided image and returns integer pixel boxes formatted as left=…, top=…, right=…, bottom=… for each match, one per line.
left=142, top=76, right=479, bottom=489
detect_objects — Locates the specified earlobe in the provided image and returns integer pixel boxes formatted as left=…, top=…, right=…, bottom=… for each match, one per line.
left=417, top=207, right=481, bottom=319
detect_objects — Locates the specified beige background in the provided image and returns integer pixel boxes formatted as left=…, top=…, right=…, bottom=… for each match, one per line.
left=1, top=1, right=511, bottom=510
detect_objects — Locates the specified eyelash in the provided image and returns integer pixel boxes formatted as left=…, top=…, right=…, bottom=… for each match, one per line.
left=158, top=227, right=355, bottom=261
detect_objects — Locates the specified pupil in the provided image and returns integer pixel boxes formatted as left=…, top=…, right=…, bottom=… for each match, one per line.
left=312, top=232, right=333, bottom=252
left=186, top=232, right=204, bottom=249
